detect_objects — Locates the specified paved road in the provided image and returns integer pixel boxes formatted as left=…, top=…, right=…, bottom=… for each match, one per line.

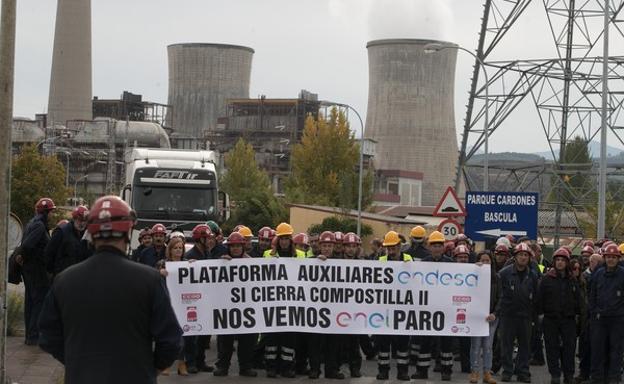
left=158, top=339, right=552, bottom=384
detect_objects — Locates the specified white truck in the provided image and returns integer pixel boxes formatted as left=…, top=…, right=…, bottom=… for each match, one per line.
left=122, top=148, right=229, bottom=247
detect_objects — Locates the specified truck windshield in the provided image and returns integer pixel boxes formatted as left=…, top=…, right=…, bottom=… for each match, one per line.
left=133, top=185, right=215, bottom=220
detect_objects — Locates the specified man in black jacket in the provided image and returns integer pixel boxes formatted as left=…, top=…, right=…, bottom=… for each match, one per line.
left=21, top=197, right=56, bottom=345
left=131, top=228, right=152, bottom=262
left=38, top=195, right=182, bottom=384
left=403, top=225, right=431, bottom=261
left=138, top=223, right=167, bottom=267
left=588, top=243, right=624, bottom=384
left=44, top=205, right=92, bottom=279
left=536, top=247, right=581, bottom=384
left=496, top=242, right=540, bottom=383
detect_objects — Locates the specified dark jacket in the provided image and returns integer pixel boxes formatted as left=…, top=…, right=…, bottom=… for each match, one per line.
left=207, top=243, right=227, bottom=259
left=131, top=245, right=146, bottom=262
left=421, top=254, right=454, bottom=263
left=495, top=264, right=540, bottom=318
left=44, top=221, right=92, bottom=277
left=403, top=242, right=431, bottom=261
left=589, top=265, right=624, bottom=318
left=38, top=246, right=182, bottom=384
left=21, top=213, right=51, bottom=287
left=488, top=266, right=499, bottom=314
left=184, top=245, right=206, bottom=261
left=138, top=245, right=166, bottom=268
left=536, top=269, right=581, bottom=319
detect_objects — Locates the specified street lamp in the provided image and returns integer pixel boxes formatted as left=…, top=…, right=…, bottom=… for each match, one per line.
left=424, top=43, right=490, bottom=191
left=73, top=174, right=88, bottom=205
left=320, top=101, right=366, bottom=236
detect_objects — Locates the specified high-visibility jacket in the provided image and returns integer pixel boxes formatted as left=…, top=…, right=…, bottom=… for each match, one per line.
left=263, top=249, right=306, bottom=259
left=379, top=253, right=413, bottom=262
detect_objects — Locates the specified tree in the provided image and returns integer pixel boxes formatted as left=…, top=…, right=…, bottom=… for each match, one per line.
left=287, top=107, right=373, bottom=209
left=307, top=216, right=373, bottom=237
left=220, top=138, right=286, bottom=232
left=548, top=136, right=594, bottom=206
left=11, top=144, right=71, bottom=224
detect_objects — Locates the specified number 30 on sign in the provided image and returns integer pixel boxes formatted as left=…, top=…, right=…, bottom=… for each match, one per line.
left=437, top=218, right=462, bottom=241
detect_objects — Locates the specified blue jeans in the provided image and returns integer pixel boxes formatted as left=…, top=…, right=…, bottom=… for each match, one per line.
left=470, top=318, right=499, bottom=373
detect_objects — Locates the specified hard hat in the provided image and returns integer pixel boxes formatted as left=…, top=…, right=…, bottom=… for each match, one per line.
left=168, top=231, right=185, bottom=241
left=35, top=197, right=56, bottom=213
left=496, top=236, right=511, bottom=248
left=581, top=245, right=594, bottom=255
left=258, top=226, right=274, bottom=240
left=495, top=244, right=510, bottom=254
left=192, top=224, right=212, bottom=240
left=71, top=205, right=89, bottom=221
left=382, top=231, right=401, bottom=247
left=293, top=233, right=310, bottom=246
left=455, top=234, right=469, bottom=243
left=582, top=240, right=595, bottom=248
left=513, top=242, right=533, bottom=256
left=553, top=247, right=571, bottom=260
left=206, top=220, right=221, bottom=235
left=428, top=231, right=446, bottom=244
left=151, top=223, right=167, bottom=236
left=238, top=226, right=253, bottom=238
left=275, top=222, right=294, bottom=237
left=138, top=228, right=152, bottom=239
left=602, top=243, right=621, bottom=256
left=319, top=231, right=336, bottom=244
left=410, top=226, right=426, bottom=238
left=343, top=232, right=361, bottom=245
left=87, top=196, right=134, bottom=239
left=334, top=231, right=344, bottom=243
left=619, top=243, right=624, bottom=255
left=227, top=232, right=246, bottom=245
left=453, top=244, right=470, bottom=257
left=56, top=219, right=69, bottom=228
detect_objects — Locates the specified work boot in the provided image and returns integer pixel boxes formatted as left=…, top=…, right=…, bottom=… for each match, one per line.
left=483, top=371, right=497, bottom=384
left=198, top=364, right=214, bottom=372
left=441, top=371, right=452, bottom=381
left=412, top=368, right=428, bottom=380
left=470, top=372, right=480, bottom=383
left=501, top=373, right=513, bottom=382
left=187, top=365, right=199, bottom=374
left=575, top=376, right=590, bottom=384
left=308, top=369, right=321, bottom=379
left=350, top=368, right=362, bottom=378
left=376, top=370, right=390, bottom=380
left=213, top=367, right=229, bottom=376
left=282, top=369, right=296, bottom=378
left=266, top=369, right=278, bottom=378
left=296, top=366, right=310, bottom=375
left=177, top=361, right=188, bottom=376
left=240, top=369, right=258, bottom=377
left=518, top=375, right=532, bottom=383
left=325, top=370, right=345, bottom=380
left=397, top=369, right=410, bottom=381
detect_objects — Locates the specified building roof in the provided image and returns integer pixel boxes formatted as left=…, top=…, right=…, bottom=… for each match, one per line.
left=288, top=203, right=427, bottom=225
left=378, top=169, right=424, bottom=180
left=372, top=205, right=435, bottom=218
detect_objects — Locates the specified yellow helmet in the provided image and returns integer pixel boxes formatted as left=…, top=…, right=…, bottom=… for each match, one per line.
left=410, top=225, right=426, bottom=238
left=618, top=243, right=624, bottom=254
left=383, top=231, right=401, bottom=247
left=238, top=226, right=253, bottom=238
left=428, top=231, right=446, bottom=244
left=275, top=222, right=294, bottom=237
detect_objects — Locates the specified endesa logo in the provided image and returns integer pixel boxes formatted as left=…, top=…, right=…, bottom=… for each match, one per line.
left=396, top=270, right=479, bottom=287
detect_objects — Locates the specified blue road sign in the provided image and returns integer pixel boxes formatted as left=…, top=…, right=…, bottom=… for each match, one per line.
left=464, top=191, right=539, bottom=242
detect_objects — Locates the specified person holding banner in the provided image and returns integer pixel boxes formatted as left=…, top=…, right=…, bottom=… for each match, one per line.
left=414, top=230, right=455, bottom=381
left=212, top=231, right=259, bottom=377
left=376, top=231, right=412, bottom=381
left=496, top=242, right=539, bottom=383
left=454, top=245, right=473, bottom=374
left=263, top=222, right=304, bottom=378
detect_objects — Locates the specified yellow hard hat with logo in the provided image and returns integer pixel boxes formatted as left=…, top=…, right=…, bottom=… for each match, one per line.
left=275, top=222, right=294, bottom=237
left=383, top=231, right=401, bottom=247
left=238, top=226, right=253, bottom=238
left=410, top=226, right=426, bottom=238
left=428, top=231, right=446, bottom=244
left=618, top=243, right=624, bottom=255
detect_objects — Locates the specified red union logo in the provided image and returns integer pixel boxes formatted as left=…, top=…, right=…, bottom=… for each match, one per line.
left=452, top=295, right=472, bottom=303
left=182, top=293, right=201, bottom=301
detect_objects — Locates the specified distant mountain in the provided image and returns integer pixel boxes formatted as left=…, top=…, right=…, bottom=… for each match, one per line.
left=468, top=152, right=547, bottom=165
left=532, top=141, right=623, bottom=160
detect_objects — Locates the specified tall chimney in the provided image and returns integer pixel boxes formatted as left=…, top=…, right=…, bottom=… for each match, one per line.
left=47, top=0, right=92, bottom=126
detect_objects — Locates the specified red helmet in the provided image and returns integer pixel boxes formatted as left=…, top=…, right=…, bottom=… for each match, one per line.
left=72, top=205, right=89, bottom=221
left=455, top=234, right=468, bottom=244
left=343, top=232, right=361, bottom=245
left=453, top=244, right=470, bottom=257
left=553, top=247, right=571, bottom=260
left=495, top=244, right=510, bottom=254
left=581, top=245, right=594, bottom=255
left=444, top=241, right=455, bottom=253
left=514, top=242, right=533, bottom=256
left=334, top=231, right=344, bottom=243
left=258, top=226, right=274, bottom=240
left=35, top=197, right=56, bottom=213
left=319, top=231, right=336, bottom=244
left=227, top=232, right=246, bottom=245
left=138, top=228, right=152, bottom=239
left=192, top=224, right=212, bottom=240
left=151, top=223, right=167, bottom=236
left=56, top=219, right=69, bottom=228
left=87, top=196, right=135, bottom=239
left=293, top=233, right=310, bottom=246
left=602, top=243, right=621, bottom=256
left=582, top=240, right=595, bottom=248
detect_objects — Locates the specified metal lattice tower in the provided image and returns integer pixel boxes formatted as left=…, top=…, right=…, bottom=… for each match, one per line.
left=458, top=0, right=624, bottom=245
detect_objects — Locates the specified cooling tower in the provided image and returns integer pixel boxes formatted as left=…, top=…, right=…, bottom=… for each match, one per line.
left=167, top=43, right=254, bottom=138
left=47, top=0, right=92, bottom=126
left=365, top=39, right=458, bottom=206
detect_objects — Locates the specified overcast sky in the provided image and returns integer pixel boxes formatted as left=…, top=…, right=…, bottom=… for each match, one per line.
left=11, top=0, right=623, bottom=154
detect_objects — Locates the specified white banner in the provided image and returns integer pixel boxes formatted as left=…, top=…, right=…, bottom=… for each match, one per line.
left=166, top=258, right=491, bottom=336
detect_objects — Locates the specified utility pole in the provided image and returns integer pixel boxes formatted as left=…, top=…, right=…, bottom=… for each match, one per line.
left=0, top=0, right=17, bottom=382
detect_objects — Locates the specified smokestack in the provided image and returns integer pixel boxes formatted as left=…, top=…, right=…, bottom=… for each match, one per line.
left=365, top=39, right=458, bottom=206
left=167, top=43, right=254, bottom=138
left=47, top=0, right=92, bottom=126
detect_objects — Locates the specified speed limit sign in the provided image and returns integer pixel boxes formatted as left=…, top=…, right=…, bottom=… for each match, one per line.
left=437, top=218, right=462, bottom=241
